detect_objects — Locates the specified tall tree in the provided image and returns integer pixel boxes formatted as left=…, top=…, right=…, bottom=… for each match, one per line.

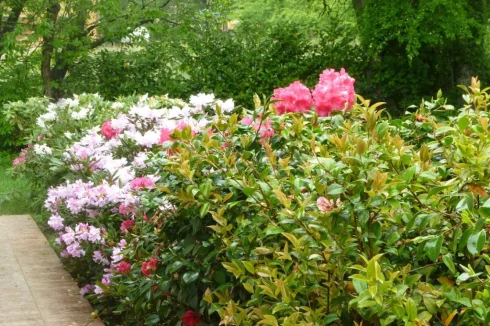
left=351, top=0, right=489, bottom=107
left=38, top=0, right=175, bottom=99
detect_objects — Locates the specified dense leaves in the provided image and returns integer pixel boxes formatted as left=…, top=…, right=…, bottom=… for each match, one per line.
left=9, top=76, right=490, bottom=325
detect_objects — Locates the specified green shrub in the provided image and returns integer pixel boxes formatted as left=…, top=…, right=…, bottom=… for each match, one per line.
left=63, top=22, right=363, bottom=108
left=12, top=79, right=490, bottom=325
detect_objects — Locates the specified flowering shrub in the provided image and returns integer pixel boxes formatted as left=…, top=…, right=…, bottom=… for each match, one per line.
left=273, top=68, right=356, bottom=117
left=12, top=74, right=490, bottom=325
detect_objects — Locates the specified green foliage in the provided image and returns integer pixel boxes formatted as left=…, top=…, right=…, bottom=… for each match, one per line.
left=12, top=80, right=490, bottom=324
left=149, top=82, right=490, bottom=325
left=63, top=20, right=362, bottom=107
left=2, top=97, right=50, bottom=147
left=354, top=0, right=490, bottom=110
left=0, top=151, right=33, bottom=215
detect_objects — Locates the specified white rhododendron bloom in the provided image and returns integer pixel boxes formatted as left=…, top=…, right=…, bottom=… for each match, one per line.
left=189, top=93, right=215, bottom=112
left=215, top=98, right=235, bottom=113
left=33, top=144, right=52, bottom=156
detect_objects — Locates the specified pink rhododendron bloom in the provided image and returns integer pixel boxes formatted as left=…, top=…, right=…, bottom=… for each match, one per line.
left=312, top=68, right=355, bottom=117
left=272, top=81, right=313, bottom=114
left=159, top=128, right=174, bottom=144
left=48, top=213, right=64, bottom=231
left=241, top=116, right=275, bottom=140
left=240, top=117, right=254, bottom=125
left=118, top=204, right=136, bottom=216
left=117, top=261, right=132, bottom=274
left=130, top=177, right=155, bottom=189
left=101, top=120, right=120, bottom=140
left=120, top=219, right=135, bottom=233
left=66, top=241, right=85, bottom=257
left=141, top=258, right=158, bottom=277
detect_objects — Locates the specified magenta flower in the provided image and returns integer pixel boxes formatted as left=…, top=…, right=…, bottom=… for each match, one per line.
left=159, top=128, right=174, bottom=144
left=118, top=204, right=135, bottom=216
left=120, top=219, right=135, bottom=233
left=141, top=258, right=158, bottom=277
left=312, top=68, right=356, bottom=117
left=101, top=120, right=120, bottom=140
left=130, top=177, right=156, bottom=189
left=272, top=81, right=313, bottom=114
left=117, top=261, right=132, bottom=274
left=182, top=310, right=201, bottom=326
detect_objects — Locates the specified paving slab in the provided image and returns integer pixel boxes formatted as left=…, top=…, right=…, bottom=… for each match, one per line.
left=0, top=215, right=104, bottom=326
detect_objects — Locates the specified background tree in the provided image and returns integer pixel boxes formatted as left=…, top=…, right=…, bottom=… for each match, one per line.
left=351, top=0, right=490, bottom=108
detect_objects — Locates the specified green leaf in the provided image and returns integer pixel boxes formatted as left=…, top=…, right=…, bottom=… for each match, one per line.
left=242, top=261, right=255, bottom=274
left=458, top=115, right=470, bottom=132
left=145, top=314, right=160, bottom=325
left=199, top=180, right=212, bottom=198
left=199, top=202, right=211, bottom=217
left=479, top=198, right=490, bottom=217
left=325, top=314, right=340, bottom=325
left=405, top=298, right=417, bottom=321
left=458, top=227, right=473, bottom=251
left=265, top=226, right=284, bottom=236
left=166, top=261, right=184, bottom=274
left=327, top=183, right=344, bottom=195
left=467, top=230, right=486, bottom=255
left=402, top=166, right=416, bottom=183
left=183, top=271, right=200, bottom=284
left=442, top=254, right=456, bottom=274
left=425, top=236, right=442, bottom=262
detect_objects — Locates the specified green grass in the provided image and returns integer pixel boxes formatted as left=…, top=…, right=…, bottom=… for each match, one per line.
left=0, top=151, right=33, bottom=215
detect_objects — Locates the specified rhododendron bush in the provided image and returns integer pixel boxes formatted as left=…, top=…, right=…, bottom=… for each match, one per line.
left=11, top=71, right=490, bottom=325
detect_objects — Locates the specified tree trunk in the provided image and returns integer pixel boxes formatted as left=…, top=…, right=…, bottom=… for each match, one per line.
left=41, top=2, right=61, bottom=99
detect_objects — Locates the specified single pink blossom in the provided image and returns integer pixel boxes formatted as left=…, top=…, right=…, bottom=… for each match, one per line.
left=141, top=258, right=158, bottom=277
left=272, top=81, right=313, bottom=114
left=117, top=261, right=132, bottom=274
left=240, top=117, right=254, bottom=125
left=101, top=120, right=120, bottom=140
left=317, top=197, right=335, bottom=214
left=120, top=219, right=135, bottom=233
left=130, top=177, right=155, bottom=189
left=312, top=68, right=355, bottom=117
left=118, top=204, right=135, bottom=216
left=159, top=128, right=174, bottom=144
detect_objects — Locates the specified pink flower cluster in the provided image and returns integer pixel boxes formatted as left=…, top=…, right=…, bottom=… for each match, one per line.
left=272, top=81, right=313, bottom=114
left=241, top=116, right=275, bottom=140
left=317, top=197, right=342, bottom=213
left=101, top=120, right=120, bottom=140
left=12, top=148, right=28, bottom=166
left=313, top=68, right=356, bottom=117
left=56, top=223, right=104, bottom=258
left=272, top=68, right=356, bottom=117
left=45, top=180, right=137, bottom=216
left=130, top=177, right=156, bottom=189
left=141, top=258, right=158, bottom=277
left=38, top=94, right=228, bottom=299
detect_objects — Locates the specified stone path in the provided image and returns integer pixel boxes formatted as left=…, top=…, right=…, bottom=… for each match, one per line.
left=0, top=215, right=104, bottom=326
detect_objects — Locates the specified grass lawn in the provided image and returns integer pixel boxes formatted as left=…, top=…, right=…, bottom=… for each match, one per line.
left=0, top=152, right=33, bottom=215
